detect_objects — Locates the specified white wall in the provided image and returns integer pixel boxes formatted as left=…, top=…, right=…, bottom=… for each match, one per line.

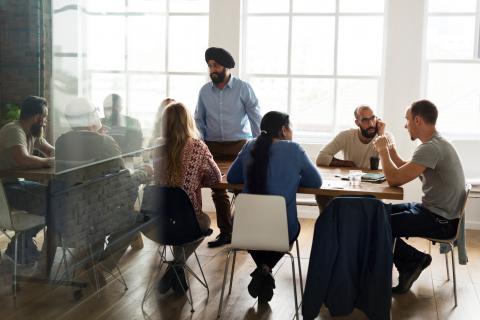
left=205, top=0, right=480, bottom=229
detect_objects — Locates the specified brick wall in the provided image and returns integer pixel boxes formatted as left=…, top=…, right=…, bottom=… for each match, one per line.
left=0, top=0, right=51, bottom=116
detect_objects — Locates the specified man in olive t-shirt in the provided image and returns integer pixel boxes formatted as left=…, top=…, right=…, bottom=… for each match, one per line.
left=0, top=96, right=54, bottom=264
left=374, top=99, right=466, bottom=295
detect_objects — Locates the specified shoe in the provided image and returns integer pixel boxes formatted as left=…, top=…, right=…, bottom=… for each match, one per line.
left=258, top=271, right=275, bottom=303
left=248, top=267, right=263, bottom=298
left=172, top=266, right=189, bottom=294
left=392, top=254, right=432, bottom=294
left=130, top=233, right=144, bottom=250
left=207, top=233, right=231, bottom=248
left=157, top=266, right=174, bottom=294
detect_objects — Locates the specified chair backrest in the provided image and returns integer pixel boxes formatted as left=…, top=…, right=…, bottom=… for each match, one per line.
left=232, top=193, right=290, bottom=252
left=0, top=181, right=13, bottom=229
left=453, top=184, right=472, bottom=239
left=51, top=169, right=137, bottom=248
left=140, top=185, right=203, bottom=246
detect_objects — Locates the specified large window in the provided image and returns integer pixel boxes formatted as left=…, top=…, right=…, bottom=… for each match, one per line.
left=425, top=0, right=480, bottom=137
left=242, top=0, right=386, bottom=141
left=52, top=0, right=209, bottom=140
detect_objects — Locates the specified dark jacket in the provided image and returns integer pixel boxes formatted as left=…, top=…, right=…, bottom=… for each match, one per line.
left=302, top=197, right=393, bottom=320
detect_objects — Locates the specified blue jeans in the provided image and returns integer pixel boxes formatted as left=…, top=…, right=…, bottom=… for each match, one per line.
left=3, top=180, right=47, bottom=244
left=388, top=202, right=458, bottom=273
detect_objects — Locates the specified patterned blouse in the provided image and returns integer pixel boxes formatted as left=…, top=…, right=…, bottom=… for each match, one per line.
left=154, top=138, right=221, bottom=215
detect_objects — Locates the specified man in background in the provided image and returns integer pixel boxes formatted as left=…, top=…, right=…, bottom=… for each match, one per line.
left=195, top=47, right=262, bottom=248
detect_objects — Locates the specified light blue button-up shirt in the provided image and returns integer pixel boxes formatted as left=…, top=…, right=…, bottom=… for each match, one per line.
left=195, top=76, right=261, bottom=142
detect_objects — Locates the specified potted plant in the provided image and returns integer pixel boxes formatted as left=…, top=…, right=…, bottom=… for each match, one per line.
left=0, top=103, right=20, bottom=128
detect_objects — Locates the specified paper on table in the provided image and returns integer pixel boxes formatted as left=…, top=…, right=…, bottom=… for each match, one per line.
left=325, top=180, right=349, bottom=189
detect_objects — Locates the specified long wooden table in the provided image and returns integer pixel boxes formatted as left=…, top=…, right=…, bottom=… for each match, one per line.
left=214, top=161, right=404, bottom=200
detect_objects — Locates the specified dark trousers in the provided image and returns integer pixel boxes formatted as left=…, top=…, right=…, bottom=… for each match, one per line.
left=249, top=227, right=300, bottom=270
left=205, top=140, right=247, bottom=235
left=389, top=203, right=458, bottom=273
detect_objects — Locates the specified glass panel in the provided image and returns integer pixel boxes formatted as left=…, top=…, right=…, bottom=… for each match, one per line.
left=290, top=78, right=335, bottom=132
left=53, top=10, right=79, bottom=53
left=247, top=77, right=288, bottom=114
left=246, top=17, right=289, bottom=74
left=293, top=0, right=336, bottom=13
left=336, top=79, right=379, bottom=128
left=168, top=16, right=208, bottom=72
left=428, top=0, right=477, bottom=13
left=52, top=0, right=77, bottom=11
left=86, top=0, right=126, bottom=12
left=128, top=0, right=167, bottom=12
left=169, top=0, right=209, bottom=13
left=52, top=57, right=80, bottom=119
left=426, top=16, right=475, bottom=60
left=89, top=73, right=126, bottom=117
left=86, top=16, right=125, bottom=71
left=247, top=0, right=289, bottom=13
left=339, top=0, right=384, bottom=13
left=127, top=16, right=166, bottom=71
left=337, top=16, right=384, bottom=76
left=291, top=17, right=335, bottom=75
left=427, top=62, right=480, bottom=134
left=128, top=74, right=167, bottom=138
left=169, top=74, right=208, bottom=113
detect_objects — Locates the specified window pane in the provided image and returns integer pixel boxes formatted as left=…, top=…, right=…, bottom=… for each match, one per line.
left=53, top=10, right=78, bottom=53
left=53, top=0, right=77, bottom=11
left=248, top=77, right=288, bottom=114
left=86, top=0, right=125, bottom=12
left=128, top=16, right=166, bottom=71
left=53, top=57, right=80, bottom=117
left=89, top=73, right=126, bottom=117
left=86, top=16, right=125, bottom=71
left=168, top=16, right=208, bottom=72
left=247, top=0, right=289, bottom=13
left=291, top=17, right=335, bottom=75
left=128, top=0, right=166, bottom=12
left=339, top=0, right=384, bottom=13
left=426, top=17, right=475, bottom=60
left=428, top=0, right=476, bottom=13
left=128, top=74, right=167, bottom=137
left=246, top=17, right=289, bottom=74
left=337, top=16, right=384, bottom=76
left=293, top=0, right=336, bottom=13
left=169, top=75, right=208, bottom=113
left=291, top=79, right=335, bottom=131
left=169, top=0, right=209, bottom=13
left=336, top=79, right=378, bottom=128
left=427, top=62, right=480, bottom=134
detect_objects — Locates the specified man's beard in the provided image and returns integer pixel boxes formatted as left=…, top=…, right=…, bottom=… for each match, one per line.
left=30, top=123, right=43, bottom=137
left=360, top=126, right=377, bottom=139
left=210, top=68, right=227, bottom=84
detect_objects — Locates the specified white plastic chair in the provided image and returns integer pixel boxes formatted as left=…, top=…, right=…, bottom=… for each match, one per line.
left=217, top=193, right=303, bottom=319
left=0, top=181, right=45, bottom=298
left=423, top=184, right=471, bottom=307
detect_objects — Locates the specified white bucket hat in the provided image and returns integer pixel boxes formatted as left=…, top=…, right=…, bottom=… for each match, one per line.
left=64, top=97, right=102, bottom=130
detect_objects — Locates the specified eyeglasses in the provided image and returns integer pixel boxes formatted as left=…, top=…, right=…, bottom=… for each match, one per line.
left=359, top=115, right=377, bottom=125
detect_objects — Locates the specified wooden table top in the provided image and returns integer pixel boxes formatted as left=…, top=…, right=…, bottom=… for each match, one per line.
left=215, top=161, right=404, bottom=200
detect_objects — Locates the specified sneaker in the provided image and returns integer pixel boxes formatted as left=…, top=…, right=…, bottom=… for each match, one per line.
left=258, top=271, right=276, bottom=303
left=207, top=233, right=231, bottom=248
left=172, top=266, right=189, bottom=294
left=157, top=266, right=174, bottom=294
left=392, top=254, right=432, bottom=294
left=247, top=267, right=263, bottom=298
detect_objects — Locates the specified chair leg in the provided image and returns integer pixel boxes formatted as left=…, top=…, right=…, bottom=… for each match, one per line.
left=295, top=240, right=304, bottom=295
left=445, top=251, right=450, bottom=281
left=450, top=243, right=458, bottom=307
left=182, top=248, right=195, bottom=313
left=88, top=244, right=101, bottom=296
left=217, top=249, right=233, bottom=319
left=193, top=251, right=209, bottom=299
left=228, top=250, right=236, bottom=295
left=141, top=246, right=165, bottom=310
left=287, top=252, right=299, bottom=320
left=13, top=236, right=18, bottom=299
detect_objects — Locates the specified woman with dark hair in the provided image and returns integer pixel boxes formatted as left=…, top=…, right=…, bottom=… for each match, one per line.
left=227, top=111, right=322, bottom=303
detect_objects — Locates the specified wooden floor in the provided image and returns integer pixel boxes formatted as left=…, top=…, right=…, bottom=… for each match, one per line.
left=1, top=214, right=480, bottom=320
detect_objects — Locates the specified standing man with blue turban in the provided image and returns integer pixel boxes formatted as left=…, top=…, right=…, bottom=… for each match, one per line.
left=195, top=47, right=262, bottom=248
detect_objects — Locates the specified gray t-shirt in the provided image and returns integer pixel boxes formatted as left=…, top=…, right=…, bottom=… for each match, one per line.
left=412, top=132, right=466, bottom=219
left=0, top=122, right=46, bottom=183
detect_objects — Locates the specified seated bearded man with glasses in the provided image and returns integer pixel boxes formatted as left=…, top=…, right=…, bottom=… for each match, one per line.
left=316, top=105, right=395, bottom=169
